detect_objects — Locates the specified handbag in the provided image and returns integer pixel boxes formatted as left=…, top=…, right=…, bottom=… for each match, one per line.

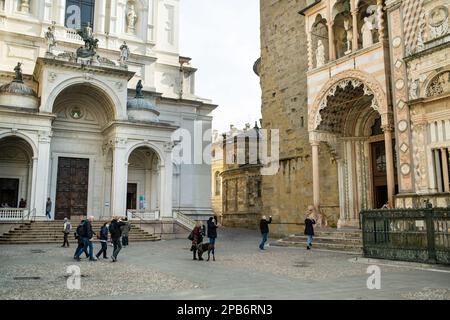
left=188, top=231, right=194, bottom=241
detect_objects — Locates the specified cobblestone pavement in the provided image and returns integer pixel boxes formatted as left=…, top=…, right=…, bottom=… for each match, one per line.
left=0, top=227, right=449, bottom=300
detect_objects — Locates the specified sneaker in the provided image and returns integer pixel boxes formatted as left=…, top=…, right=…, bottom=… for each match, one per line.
left=111, top=256, right=116, bottom=262
left=307, top=246, right=311, bottom=250
left=89, top=258, right=97, bottom=262
left=104, top=256, right=109, bottom=259
left=74, top=257, right=81, bottom=261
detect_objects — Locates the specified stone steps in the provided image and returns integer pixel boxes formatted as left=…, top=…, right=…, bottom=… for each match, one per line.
left=271, top=228, right=362, bottom=253
left=0, top=221, right=161, bottom=244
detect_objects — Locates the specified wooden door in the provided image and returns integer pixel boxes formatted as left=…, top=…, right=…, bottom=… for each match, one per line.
left=55, top=157, right=89, bottom=220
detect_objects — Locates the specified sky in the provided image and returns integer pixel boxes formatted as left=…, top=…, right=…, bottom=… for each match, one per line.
left=179, top=0, right=262, bottom=134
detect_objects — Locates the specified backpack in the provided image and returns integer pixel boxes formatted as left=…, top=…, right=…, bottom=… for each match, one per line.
left=101, top=226, right=108, bottom=239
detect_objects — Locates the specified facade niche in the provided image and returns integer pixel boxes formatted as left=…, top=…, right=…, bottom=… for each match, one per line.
left=311, top=14, right=329, bottom=68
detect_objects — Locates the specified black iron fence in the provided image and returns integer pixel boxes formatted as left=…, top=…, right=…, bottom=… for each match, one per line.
left=361, top=208, right=450, bottom=265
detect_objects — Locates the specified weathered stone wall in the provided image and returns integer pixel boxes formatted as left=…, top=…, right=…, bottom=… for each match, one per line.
left=259, top=0, right=340, bottom=237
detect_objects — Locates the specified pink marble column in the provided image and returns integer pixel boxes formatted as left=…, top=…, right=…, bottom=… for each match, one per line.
left=311, top=141, right=320, bottom=210
left=383, top=125, right=395, bottom=208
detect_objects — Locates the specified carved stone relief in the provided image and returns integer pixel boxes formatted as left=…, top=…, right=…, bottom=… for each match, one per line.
left=429, top=6, right=449, bottom=40
left=426, top=71, right=450, bottom=97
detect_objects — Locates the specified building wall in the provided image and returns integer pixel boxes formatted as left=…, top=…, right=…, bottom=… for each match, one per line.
left=0, top=0, right=216, bottom=220
left=259, top=0, right=340, bottom=236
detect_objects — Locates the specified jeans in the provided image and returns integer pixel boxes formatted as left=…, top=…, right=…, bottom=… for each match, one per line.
left=259, top=233, right=268, bottom=249
left=307, top=235, right=313, bottom=247
left=96, top=241, right=108, bottom=258
left=74, top=240, right=88, bottom=258
left=46, top=211, right=51, bottom=219
left=112, top=238, right=122, bottom=259
left=75, top=237, right=93, bottom=259
left=122, top=236, right=129, bottom=246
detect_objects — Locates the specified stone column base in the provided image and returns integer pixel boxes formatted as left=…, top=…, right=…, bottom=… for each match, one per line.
left=337, top=218, right=360, bottom=229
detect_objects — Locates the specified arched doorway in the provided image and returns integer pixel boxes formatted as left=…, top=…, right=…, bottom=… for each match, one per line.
left=0, top=136, right=34, bottom=213
left=309, top=77, right=396, bottom=228
left=50, top=83, right=116, bottom=220
left=127, top=146, right=160, bottom=217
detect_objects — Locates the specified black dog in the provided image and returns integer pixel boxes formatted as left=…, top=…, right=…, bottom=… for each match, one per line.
left=197, top=243, right=215, bottom=261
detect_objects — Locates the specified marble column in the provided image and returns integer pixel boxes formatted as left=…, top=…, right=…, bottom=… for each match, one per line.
left=351, top=8, right=359, bottom=51
left=327, top=20, right=336, bottom=61
left=383, top=125, right=395, bottom=208
left=441, top=148, right=450, bottom=193
left=30, top=157, right=38, bottom=214
left=111, top=141, right=128, bottom=217
left=34, top=134, right=52, bottom=218
left=311, top=141, right=320, bottom=210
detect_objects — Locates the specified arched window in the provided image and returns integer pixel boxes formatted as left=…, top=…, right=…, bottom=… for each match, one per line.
left=215, top=172, right=221, bottom=196
left=65, top=0, right=95, bottom=29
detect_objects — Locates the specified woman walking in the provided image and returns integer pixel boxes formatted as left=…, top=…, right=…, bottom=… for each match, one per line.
left=305, top=206, right=317, bottom=250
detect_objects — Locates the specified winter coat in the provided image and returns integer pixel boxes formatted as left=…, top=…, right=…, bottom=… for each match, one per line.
left=120, top=222, right=131, bottom=237
left=63, top=222, right=72, bottom=234
left=191, top=226, right=203, bottom=245
left=109, top=220, right=126, bottom=240
left=260, top=217, right=272, bottom=234
left=99, top=225, right=109, bottom=242
left=207, top=219, right=218, bottom=238
left=82, top=220, right=94, bottom=239
left=304, top=218, right=316, bottom=236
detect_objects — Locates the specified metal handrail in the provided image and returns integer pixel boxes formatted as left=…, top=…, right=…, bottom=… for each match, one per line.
left=128, top=210, right=143, bottom=229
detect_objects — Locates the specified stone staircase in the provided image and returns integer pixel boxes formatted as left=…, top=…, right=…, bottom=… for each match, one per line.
left=272, top=228, right=362, bottom=253
left=0, top=221, right=160, bottom=244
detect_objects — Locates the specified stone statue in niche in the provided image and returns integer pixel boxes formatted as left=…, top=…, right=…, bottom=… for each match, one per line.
left=13, top=62, right=23, bottom=83
left=316, top=39, right=325, bottom=68
left=119, top=41, right=130, bottom=65
left=126, top=2, right=138, bottom=34
left=20, top=0, right=30, bottom=13
left=409, top=79, right=419, bottom=100
left=361, top=17, right=374, bottom=48
left=344, top=19, right=353, bottom=54
left=45, top=24, right=57, bottom=55
left=135, top=80, right=144, bottom=98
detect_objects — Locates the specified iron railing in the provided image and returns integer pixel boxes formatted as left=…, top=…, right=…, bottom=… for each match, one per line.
left=361, top=208, right=450, bottom=265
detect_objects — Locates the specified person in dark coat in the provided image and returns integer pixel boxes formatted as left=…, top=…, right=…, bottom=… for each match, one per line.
left=190, top=221, right=203, bottom=260
left=109, top=217, right=126, bottom=262
left=74, top=216, right=96, bottom=261
left=259, top=215, right=272, bottom=250
left=207, top=216, right=218, bottom=255
left=73, top=218, right=89, bottom=259
left=96, top=223, right=109, bottom=259
left=304, top=206, right=317, bottom=250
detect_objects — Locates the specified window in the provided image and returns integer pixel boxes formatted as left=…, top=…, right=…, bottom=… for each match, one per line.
left=215, top=172, right=221, bottom=196
left=65, top=0, right=95, bottom=29
left=0, top=0, right=5, bottom=11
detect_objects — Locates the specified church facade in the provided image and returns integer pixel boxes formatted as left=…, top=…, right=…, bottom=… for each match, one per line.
left=259, top=0, right=450, bottom=235
left=0, top=0, right=216, bottom=222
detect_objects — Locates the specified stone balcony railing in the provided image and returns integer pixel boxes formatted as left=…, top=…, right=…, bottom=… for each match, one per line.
left=0, top=208, right=29, bottom=221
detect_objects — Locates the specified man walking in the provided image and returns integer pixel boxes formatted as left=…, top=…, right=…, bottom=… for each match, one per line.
left=109, top=217, right=126, bottom=262
left=259, top=215, right=272, bottom=250
left=74, top=216, right=97, bottom=261
left=45, top=198, right=52, bottom=220
left=62, top=217, right=71, bottom=247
